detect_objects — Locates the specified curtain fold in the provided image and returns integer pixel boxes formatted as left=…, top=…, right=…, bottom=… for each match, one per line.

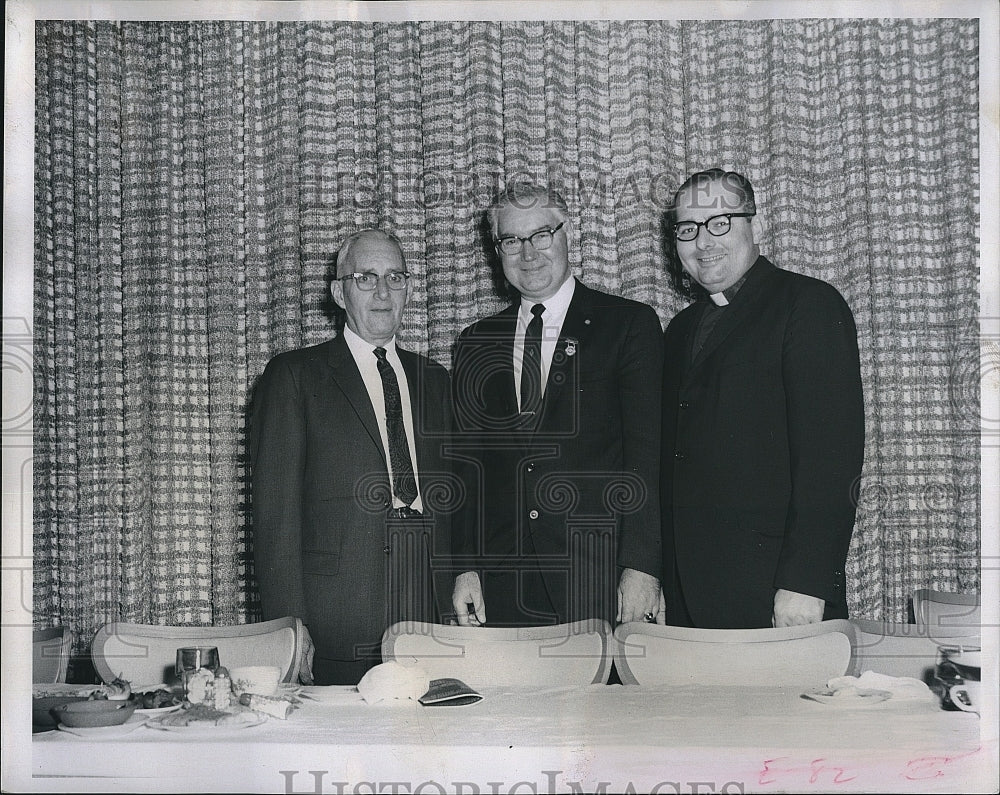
left=33, top=19, right=980, bottom=654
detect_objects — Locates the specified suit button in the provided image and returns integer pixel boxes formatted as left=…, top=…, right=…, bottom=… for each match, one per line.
left=528, top=509, right=539, bottom=520
left=383, top=545, right=391, bottom=554
left=675, top=451, right=685, bottom=459
left=679, top=401, right=690, bottom=409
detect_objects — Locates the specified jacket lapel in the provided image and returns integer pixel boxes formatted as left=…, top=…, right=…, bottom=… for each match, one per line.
left=325, top=334, right=385, bottom=463
left=494, top=309, right=520, bottom=422
left=535, top=281, right=595, bottom=432
left=684, top=257, right=776, bottom=380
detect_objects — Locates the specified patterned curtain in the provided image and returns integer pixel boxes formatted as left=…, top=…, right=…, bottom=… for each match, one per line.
left=33, top=19, right=980, bottom=657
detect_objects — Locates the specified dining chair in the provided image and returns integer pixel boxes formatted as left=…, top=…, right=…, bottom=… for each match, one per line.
left=90, top=616, right=304, bottom=685
left=33, top=625, right=72, bottom=684
left=613, top=619, right=857, bottom=687
left=381, top=620, right=613, bottom=688
left=912, top=588, right=981, bottom=634
left=851, top=618, right=979, bottom=681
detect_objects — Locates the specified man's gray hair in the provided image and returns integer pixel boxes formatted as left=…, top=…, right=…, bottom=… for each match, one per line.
left=336, top=229, right=406, bottom=276
left=487, top=183, right=569, bottom=237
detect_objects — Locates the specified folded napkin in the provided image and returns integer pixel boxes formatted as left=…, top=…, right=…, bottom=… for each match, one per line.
left=357, top=661, right=430, bottom=705
left=825, top=670, right=935, bottom=702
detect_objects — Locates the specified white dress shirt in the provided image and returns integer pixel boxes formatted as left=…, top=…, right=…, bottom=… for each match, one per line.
left=513, top=275, right=576, bottom=409
left=342, top=325, right=423, bottom=512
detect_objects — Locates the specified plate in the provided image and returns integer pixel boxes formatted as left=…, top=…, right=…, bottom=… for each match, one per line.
left=135, top=702, right=183, bottom=716
left=57, top=714, right=148, bottom=738
left=145, top=712, right=267, bottom=734
left=801, top=687, right=892, bottom=705
left=32, top=685, right=103, bottom=699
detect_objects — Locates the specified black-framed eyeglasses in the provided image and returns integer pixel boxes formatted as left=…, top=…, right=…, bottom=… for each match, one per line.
left=673, top=213, right=755, bottom=242
left=339, top=271, right=411, bottom=291
left=495, top=222, right=565, bottom=256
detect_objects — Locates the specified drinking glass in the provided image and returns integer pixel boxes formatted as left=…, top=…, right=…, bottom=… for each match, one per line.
left=175, top=646, right=220, bottom=690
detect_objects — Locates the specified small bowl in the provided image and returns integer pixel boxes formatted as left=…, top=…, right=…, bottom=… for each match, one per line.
left=53, top=699, right=138, bottom=728
left=33, top=695, right=90, bottom=730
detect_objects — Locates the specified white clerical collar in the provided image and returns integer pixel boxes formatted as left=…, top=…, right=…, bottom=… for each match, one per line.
left=519, top=275, right=576, bottom=321
left=708, top=264, right=756, bottom=307
left=342, top=324, right=397, bottom=357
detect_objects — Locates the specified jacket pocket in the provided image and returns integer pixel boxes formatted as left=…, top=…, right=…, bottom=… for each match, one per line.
left=737, top=509, right=787, bottom=539
left=303, top=499, right=344, bottom=575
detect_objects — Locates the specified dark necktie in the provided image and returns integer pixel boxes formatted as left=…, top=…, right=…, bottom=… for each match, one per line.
left=374, top=347, right=417, bottom=507
left=520, top=303, right=546, bottom=415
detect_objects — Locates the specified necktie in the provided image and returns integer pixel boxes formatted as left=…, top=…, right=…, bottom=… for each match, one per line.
left=520, top=303, right=546, bottom=415
left=374, top=347, right=418, bottom=507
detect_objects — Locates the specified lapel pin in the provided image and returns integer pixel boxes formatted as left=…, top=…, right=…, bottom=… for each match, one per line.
left=584, top=318, right=591, bottom=325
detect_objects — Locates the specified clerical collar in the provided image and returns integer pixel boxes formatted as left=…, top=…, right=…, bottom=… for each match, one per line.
left=708, top=266, right=753, bottom=306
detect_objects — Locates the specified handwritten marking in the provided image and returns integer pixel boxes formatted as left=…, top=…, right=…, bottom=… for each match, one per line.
left=759, top=757, right=858, bottom=786
left=903, top=747, right=982, bottom=780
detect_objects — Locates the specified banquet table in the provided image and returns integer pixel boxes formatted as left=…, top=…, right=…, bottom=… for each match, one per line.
left=31, top=683, right=994, bottom=794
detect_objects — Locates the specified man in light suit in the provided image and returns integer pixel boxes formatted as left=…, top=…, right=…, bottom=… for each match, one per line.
left=250, top=229, right=453, bottom=684
left=661, top=169, right=865, bottom=629
left=451, top=184, right=663, bottom=628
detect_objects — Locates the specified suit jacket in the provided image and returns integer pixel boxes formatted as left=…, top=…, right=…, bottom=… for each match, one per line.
left=250, top=334, right=453, bottom=677
left=661, top=257, right=865, bottom=629
left=452, top=279, right=663, bottom=626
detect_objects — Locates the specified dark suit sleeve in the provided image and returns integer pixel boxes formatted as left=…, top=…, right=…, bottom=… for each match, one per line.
left=449, top=327, right=480, bottom=562
left=775, top=282, right=865, bottom=603
left=424, top=360, right=458, bottom=621
left=249, top=354, right=307, bottom=622
left=658, top=313, right=687, bottom=601
left=615, top=304, right=665, bottom=579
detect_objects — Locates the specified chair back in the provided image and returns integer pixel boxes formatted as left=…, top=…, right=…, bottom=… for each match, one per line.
left=90, top=616, right=303, bottom=685
left=613, top=619, right=856, bottom=687
left=850, top=618, right=979, bottom=680
left=912, top=588, right=981, bottom=634
left=33, top=626, right=72, bottom=684
left=381, top=620, right=613, bottom=688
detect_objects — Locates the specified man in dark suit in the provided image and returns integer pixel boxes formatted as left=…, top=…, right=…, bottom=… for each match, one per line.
left=451, top=184, right=663, bottom=628
left=250, top=229, right=453, bottom=684
left=661, top=169, right=865, bottom=629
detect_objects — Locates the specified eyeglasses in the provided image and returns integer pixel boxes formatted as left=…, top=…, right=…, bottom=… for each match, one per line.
left=673, top=213, right=755, bottom=242
left=495, top=222, right=565, bottom=256
left=339, top=271, right=411, bottom=291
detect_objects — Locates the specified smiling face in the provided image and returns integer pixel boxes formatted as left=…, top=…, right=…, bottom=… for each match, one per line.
left=674, top=178, right=762, bottom=294
left=330, top=231, right=411, bottom=347
left=494, top=201, right=571, bottom=303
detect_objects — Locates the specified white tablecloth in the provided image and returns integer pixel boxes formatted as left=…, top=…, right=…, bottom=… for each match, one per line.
left=31, top=684, right=994, bottom=793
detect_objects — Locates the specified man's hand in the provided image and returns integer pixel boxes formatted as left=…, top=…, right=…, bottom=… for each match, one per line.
left=772, top=589, right=825, bottom=627
left=616, top=568, right=662, bottom=624
left=297, top=624, right=315, bottom=685
left=452, top=571, right=486, bottom=627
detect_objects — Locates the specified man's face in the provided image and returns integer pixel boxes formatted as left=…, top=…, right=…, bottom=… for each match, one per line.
left=495, top=201, right=571, bottom=302
left=331, top=234, right=411, bottom=346
left=674, top=179, right=761, bottom=294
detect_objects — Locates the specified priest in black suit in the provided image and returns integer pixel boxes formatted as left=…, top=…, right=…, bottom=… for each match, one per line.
left=250, top=229, right=453, bottom=684
left=661, top=169, right=865, bottom=629
left=450, top=184, right=664, bottom=628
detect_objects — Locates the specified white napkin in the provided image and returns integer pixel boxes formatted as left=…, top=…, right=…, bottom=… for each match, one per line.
left=356, top=661, right=431, bottom=705
left=826, top=670, right=935, bottom=702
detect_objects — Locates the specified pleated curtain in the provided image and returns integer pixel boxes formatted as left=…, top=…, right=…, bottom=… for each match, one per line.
left=33, top=19, right=980, bottom=654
